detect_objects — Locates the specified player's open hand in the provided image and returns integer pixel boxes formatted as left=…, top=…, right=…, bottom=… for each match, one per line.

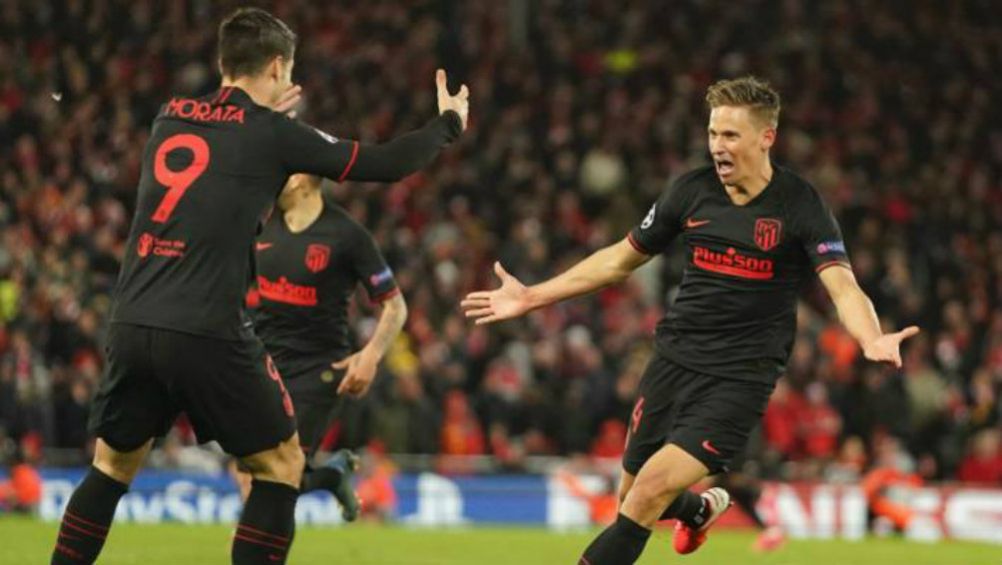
left=274, top=84, right=302, bottom=118
left=436, top=69, right=469, bottom=131
left=333, top=349, right=379, bottom=398
left=863, top=326, right=920, bottom=368
left=461, top=262, right=532, bottom=325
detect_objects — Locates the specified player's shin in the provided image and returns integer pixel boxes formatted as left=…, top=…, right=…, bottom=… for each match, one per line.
left=50, top=466, right=128, bottom=565
left=578, top=513, right=651, bottom=565
left=299, top=449, right=360, bottom=522
left=659, top=489, right=711, bottom=527
left=232, top=479, right=298, bottom=565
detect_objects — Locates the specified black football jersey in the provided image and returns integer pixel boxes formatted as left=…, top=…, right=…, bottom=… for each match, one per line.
left=628, top=165, right=850, bottom=383
left=251, top=197, right=398, bottom=364
left=111, top=87, right=407, bottom=339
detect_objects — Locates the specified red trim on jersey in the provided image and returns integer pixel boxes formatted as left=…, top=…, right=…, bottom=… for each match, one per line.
left=338, top=141, right=360, bottom=182
left=626, top=232, right=652, bottom=255
left=371, top=287, right=401, bottom=304
left=815, top=260, right=851, bottom=274
left=219, top=87, right=234, bottom=103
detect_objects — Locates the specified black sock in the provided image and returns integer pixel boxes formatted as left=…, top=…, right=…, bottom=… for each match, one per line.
left=579, top=513, right=651, bottom=565
left=232, top=480, right=298, bottom=565
left=51, top=466, right=128, bottom=565
left=660, top=490, right=710, bottom=528
left=300, top=467, right=339, bottom=493
left=729, top=484, right=767, bottom=528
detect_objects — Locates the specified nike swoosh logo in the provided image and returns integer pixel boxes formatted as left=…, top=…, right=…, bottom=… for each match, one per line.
left=255, top=242, right=274, bottom=251
left=686, top=218, right=711, bottom=229
left=702, top=440, right=722, bottom=455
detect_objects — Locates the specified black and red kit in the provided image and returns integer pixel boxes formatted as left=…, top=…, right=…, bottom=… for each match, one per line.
left=250, top=197, right=399, bottom=453
left=91, top=86, right=458, bottom=456
left=623, top=164, right=850, bottom=473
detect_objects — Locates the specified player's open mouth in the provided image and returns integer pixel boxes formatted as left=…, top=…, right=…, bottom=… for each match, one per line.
left=715, top=159, right=734, bottom=176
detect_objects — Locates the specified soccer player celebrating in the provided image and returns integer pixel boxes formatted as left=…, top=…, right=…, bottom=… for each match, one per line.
left=462, top=76, right=917, bottom=565
left=52, top=7, right=467, bottom=565
left=234, top=173, right=408, bottom=522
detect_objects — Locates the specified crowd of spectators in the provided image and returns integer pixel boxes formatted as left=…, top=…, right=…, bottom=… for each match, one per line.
left=0, top=0, right=1000, bottom=484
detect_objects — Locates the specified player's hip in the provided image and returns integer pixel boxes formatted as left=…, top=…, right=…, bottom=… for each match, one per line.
left=636, top=350, right=776, bottom=416
left=625, top=352, right=775, bottom=475
left=264, top=347, right=349, bottom=380
left=92, top=323, right=296, bottom=456
left=651, top=333, right=788, bottom=384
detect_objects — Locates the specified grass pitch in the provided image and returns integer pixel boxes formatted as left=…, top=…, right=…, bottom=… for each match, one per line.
left=2, top=517, right=997, bottom=565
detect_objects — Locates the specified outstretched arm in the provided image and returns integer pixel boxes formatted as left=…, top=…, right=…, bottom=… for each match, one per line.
left=818, top=265, right=919, bottom=367
left=461, top=238, right=651, bottom=325
left=278, top=69, right=468, bottom=183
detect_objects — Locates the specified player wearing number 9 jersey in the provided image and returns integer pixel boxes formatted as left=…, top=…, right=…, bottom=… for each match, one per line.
left=52, top=8, right=468, bottom=565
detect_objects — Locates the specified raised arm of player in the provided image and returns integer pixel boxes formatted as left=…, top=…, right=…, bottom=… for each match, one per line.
left=461, top=239, right=651, bottom=325
left=277, top=69, right=467, bottom=183
left=334, top=292, right=407, bottom=397
left=819, top=265, right=919, bottom=368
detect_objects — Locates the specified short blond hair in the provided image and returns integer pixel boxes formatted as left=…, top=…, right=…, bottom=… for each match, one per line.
left=706, top=76, right=781, bottom=128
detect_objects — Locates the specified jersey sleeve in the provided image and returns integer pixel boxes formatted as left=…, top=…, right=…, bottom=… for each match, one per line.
left=274, top=117, right=360, bottom=181
left=627, top=175, right=694, bottom=254
left=274, top=112, right=462, bottom=183
left=797, top=189, right=851, bottom=273
left=346, top=224, right=400, bottom=303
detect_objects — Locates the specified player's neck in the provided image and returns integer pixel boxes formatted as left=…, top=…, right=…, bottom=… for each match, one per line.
left=219, top=77, right=274, bottom=109
left=725, top=159, right=773, bottom=205
left=282, top=191, right=324, bottom=234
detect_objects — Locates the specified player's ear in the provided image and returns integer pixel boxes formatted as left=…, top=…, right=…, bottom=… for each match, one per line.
left=267, top=56, right=282, bottom=82
left=761, top=127, right=776, bottom=151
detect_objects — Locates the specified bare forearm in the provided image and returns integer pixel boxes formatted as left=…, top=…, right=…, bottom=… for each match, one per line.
left=833, top=286, right=882, bottom=348
left=363, top=294, right=408, bottom=359
left=526, top=239, right=646, bottom=311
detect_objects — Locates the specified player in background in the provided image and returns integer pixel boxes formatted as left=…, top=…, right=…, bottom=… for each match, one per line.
left=462, top=76, right=916, bottom=565
left=52, top=7, right=467, bottom=565
left=233, top=174, right=408, bottom=523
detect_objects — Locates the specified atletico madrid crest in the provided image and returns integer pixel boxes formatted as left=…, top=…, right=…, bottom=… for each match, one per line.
left=305, top=243, right=331, bottom=273
left=754, top=218, right=782, bottom=251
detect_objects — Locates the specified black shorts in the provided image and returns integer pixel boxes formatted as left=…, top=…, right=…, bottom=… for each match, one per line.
left=89, top=323, right=296, bottom=457
left=622, top=352, right=774, bottom=475
left=278, top=355, right=345, bottom=456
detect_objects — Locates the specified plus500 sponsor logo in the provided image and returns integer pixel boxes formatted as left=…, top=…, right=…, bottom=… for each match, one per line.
left=692, top=246, right=775, bottom=280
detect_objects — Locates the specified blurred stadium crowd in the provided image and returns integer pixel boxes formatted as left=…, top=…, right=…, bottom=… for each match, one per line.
left=0, top=0, right=1000, bottom=487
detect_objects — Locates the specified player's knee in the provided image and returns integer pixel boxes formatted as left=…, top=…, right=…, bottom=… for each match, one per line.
left=93, top=438, right=151, bottom=484
left=93, top=457, right=139, bottom=485
left=617, top=476, right=635, bottom=504
left=270, top=441, right=306, bottom=485
left=628, top=476, right=674, bottom=509
left=239, top=439, right=305, bottom=487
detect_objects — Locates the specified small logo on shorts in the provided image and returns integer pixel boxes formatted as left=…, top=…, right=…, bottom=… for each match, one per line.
left=321, top=370, right=334, bottom=383
left=701, top=440, right=722, bottom=456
